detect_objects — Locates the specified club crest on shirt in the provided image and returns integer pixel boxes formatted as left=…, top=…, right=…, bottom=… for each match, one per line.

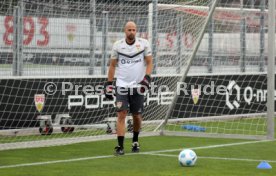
left=136, top=44, right=141, bottom=52
left=116, top=102, right=123, bottom=108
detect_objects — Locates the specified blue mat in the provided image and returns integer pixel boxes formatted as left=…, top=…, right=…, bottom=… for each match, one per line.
left=182, top=125, right=206, bottom=132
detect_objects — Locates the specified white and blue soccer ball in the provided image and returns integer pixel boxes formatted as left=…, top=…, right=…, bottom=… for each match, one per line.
left=178, top=149, right=197, bottom=167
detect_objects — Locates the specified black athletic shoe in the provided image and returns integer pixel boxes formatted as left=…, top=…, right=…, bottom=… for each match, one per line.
left=131, top=142, right=140, bottom=153
left=114, top=146, right=124, bottom=156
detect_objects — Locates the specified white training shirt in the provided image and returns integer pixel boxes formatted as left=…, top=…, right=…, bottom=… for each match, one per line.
left=111, top=37, right=152, bottom=88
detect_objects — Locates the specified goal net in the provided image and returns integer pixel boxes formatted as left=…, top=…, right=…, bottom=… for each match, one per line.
left=157, top=1, right=272, bottom=140
left=0, top=0, right=273, bottom=150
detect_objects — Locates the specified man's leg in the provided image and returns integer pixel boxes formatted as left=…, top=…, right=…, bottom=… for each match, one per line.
left=132, top=113, right=142, bottom=143
left=131, top=113, right=142, bottom=153
left=114, top=87, right=129, bottom=155
left=117, top=110, right=127, bottom=148
left=129, top=88, right=144, bottom=153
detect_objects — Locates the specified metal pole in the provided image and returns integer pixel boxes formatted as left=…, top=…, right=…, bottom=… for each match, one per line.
left=259, top=0, right=265, bottom=72
left=176, top=15, right=182, bottom=74
left=250, top=0, right=254, bottom=8
left=208, top=0, right=214, bottom=73
left=18, top=0, right=23, bottom=76
left=152, top=0, right=158, bottom=74
left=50, top=0, right=54, bottom=17
left=240, top=0, right=246, bottom=72
left=89, top=0, right=96, bottom=75
left=148, top=3, right=153, bottom=46
left=267, top=0, right=275, bottom=140
left=12, top=3, right=23, bottom=76
left=12, top=6, right=18, bottom=76
left=101, top=11, right=108, bottom=75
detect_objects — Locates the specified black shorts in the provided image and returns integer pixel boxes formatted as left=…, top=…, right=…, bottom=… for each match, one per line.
left=115, top=87, right=144, bottom=114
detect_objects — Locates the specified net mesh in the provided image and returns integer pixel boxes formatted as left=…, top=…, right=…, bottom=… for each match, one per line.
left=0, top=0, right=272, bottom=150
left=161, top=0, right=269, bottom=138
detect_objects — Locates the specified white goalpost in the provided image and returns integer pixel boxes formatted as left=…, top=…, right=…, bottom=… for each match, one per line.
left=0, top=0, right=274, bottom=150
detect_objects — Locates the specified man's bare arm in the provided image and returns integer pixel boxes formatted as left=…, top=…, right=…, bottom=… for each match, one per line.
left=108, top=59, right=118, bottom=82
left=144, top=55, right=153, bottom=75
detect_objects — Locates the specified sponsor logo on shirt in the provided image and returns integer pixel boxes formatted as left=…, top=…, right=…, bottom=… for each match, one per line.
left=121, top=58, right=142, bottom=64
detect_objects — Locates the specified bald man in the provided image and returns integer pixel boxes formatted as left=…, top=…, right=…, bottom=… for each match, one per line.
left=104, top=21, right=153, bottom=155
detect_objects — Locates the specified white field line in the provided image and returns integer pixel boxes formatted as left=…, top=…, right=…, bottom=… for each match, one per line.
left=146, top=153, right=276, bottom=163
left=0, top=139, right=274, bottom=169
left=141, top=139, right=274, bottom=154
left=0, top=155, right=114, bottom=169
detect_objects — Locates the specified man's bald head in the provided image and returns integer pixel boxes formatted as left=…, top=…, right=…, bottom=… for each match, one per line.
left=124, top=21, right=137, bottom=31
left=124, top=21, right=137, bottom=44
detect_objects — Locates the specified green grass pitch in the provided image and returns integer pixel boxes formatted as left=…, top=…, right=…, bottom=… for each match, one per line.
left=0, top=136, right=275, bottom=176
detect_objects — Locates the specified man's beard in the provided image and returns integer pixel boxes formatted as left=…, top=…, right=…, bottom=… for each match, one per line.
left=127, top=34, right=135, bottom=41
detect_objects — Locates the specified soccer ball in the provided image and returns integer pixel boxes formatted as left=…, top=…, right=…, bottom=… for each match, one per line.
left=178, top=149, right=197, bottom=167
